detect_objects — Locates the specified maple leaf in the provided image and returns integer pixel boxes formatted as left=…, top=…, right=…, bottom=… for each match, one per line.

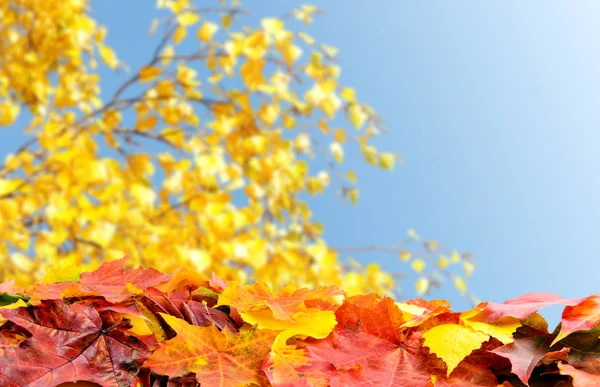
left=553, top=294, right=600, bottom=345
left=183, top=300, right=239, bottom=332
left=263, top=293, right=407, bottom=386
left=422, top=323, right=490, bottom=376
left=335, top=294, right=405, bottom=344
left=79, top=258, right=172, bottom=303
left=491, top=335, right=559, bottom=385
left=22, top=282, right=81, bottom=305
left=218, top=280, right=343, bottom=320
left=298, top=324, right=498, bottom=387
left=0, top=300, right=151, bottom=387
left=144, top=313, right=277, bottom=386
left=460, top=308, right=521, bottom=345
left=264, top=294, right=498, bottom=387
left=472, top=293, right=586, bottom=323
left=218, top=281, right=340, bottom=348
left=558, top=359, right=600, bottom=386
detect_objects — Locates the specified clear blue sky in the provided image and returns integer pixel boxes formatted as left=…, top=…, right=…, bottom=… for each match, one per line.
left=9, top=1, right=600, bottom=322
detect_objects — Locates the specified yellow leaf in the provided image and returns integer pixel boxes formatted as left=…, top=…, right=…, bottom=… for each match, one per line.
left=347, top=188, right=359, bottom=204
left=411, top=259, right=425, bottom=273
left=197, top=21, right=218, bottom=42
left=415, top=277, right=430, bottom=295
left=0, top=299, right=27, bottom=310
left=399, top=251, right=411, bottom=262
left=349, top=104, right=367, bottom=129
left=130, top=183, right=156, bottom=208
left=396, top=302, right=427, bottom=322
left=139, top=66, right=162, bottom=83
left=173, top=26, right=187, bottom=44
left=408, top=228, right=420, bottom=240
left=454, top=276, right=467, bottom=295
left=0, top=298, right=27, bottom=325
left=329, top=142, right=343, bottom=163
left=422, top=324, right=490, bottom=376
left=0, top=178, right=23, bottom=196
left=135, top=300, right=166, bottom=341
left=347, top=170, right=357, bottom=184
left=0, top=101, right=20, bottom=126
left=379, top=152, right=395, bottom=170
left=162, top=45, right=174, bottom=67
left=361, top=145, right=378, bottom=165
left=437, top=255, right=449, bottom=269
left=149, top=19, right=159, bottom=35
left=321, top=44, right=339, bottom=57
left=240, top=59, right=266, bottom=90
left=464, top=261, right=475, bottom=277
left=261, top=18, right=284, bottom=35
left=136, top=115, right=158, bottom=131
left=42, top=255, right=83, bottom=283
left=98, top=43, right=119, bottom=69
left=118, top=312, right=155, bottom=336
left=341, top=87, right=356, bottom=102
left=242, top=308, right=336, bottom=339
left=222, top=14, right=233, bottom=29
left=461, top=309, right=520, bottom=345
left=451, top=250, right=461, bottom=263
left=298, top=32, right=315, bottom=45
left=177, top=12, right=199, bottom=26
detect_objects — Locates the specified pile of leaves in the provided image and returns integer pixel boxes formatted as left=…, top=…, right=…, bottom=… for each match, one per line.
left=0, top=259, right=599, bottom=386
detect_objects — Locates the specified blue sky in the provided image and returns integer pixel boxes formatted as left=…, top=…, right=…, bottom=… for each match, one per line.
left=88, top=1, right=600, bottom=318
left=9, top=1, right=600, bottom=322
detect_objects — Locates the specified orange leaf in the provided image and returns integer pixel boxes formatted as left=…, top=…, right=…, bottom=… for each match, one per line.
left=144, top=313, right=277, bottom=386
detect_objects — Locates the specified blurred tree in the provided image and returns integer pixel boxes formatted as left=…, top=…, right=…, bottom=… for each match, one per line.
left=0, top=0, right=476, bottom=302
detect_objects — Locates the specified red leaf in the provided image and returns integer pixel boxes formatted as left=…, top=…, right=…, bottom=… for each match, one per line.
left=209, top=272, right=227, bottom=292
left=553, top=295, right=600, bottom=344
left=79, top=257, right=172, bottom=303
left=335, top=294, right=405, bottom=345
left=0, top=300, right=151, bottom=387
left=473, top=293, right=586, bottom=322
left=301, top=328, right=498, bottom=386
left=491, top=335, right=558, bottom=384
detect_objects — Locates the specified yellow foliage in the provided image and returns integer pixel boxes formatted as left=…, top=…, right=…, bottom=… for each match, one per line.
left=422, top=324, right=490, bottom=376
left=0, top=0, right=475, bottom=304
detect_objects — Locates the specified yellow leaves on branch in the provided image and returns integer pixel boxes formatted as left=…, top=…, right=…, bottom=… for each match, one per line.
left=0, top=0, right=474, bottom=301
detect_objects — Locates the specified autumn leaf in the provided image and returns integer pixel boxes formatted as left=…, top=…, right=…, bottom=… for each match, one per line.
left=296, top=318, right=498, bottom=387
left=460, top=308, right=521, bottom=344
left=0, top=300, right=151, bottom=387
left=139, top=66, right=162, bottom=83
left=218, top=280, right=343, bottom=320
left=422, top=324, right=490, bottom=376
left=335, top=293, right=405, bottom=344
left=79, top=258, right=172, bottom=303
left=552, top=294, right=600, bottom=345
left=472, top=293, right=586, bottom=322
left=558, top=361, right=600, bottom=386
left=491, top=335, right=557, bottom=385
left=144, top=313, right=277, bottom=386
